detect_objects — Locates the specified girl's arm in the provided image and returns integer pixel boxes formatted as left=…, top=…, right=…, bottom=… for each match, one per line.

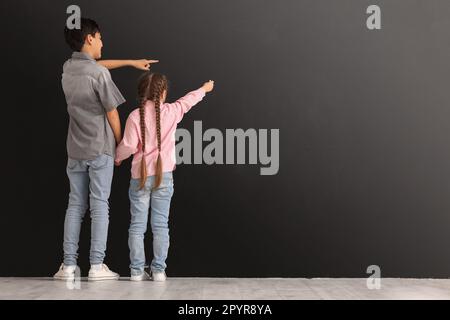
left=115, top=115, right=140, bottom=165
left=168, top=80, right=215, bottom=123
left=98, top=59, right=158, bottom=70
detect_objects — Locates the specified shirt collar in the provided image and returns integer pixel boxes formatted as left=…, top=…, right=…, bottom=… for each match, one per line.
left=71, top=51, right=96, bottom=61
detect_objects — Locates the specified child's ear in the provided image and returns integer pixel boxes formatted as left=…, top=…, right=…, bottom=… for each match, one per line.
left=85, top=34, right=93, bottom=46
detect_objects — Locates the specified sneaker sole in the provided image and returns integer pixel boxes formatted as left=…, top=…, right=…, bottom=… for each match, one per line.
left=88, top=275, right=120, bottom=281
left=130, top=276, right=150, bottom=281
left=53, top=275, right=75, bottom=281
left=151, top=278, right=167, bottom=282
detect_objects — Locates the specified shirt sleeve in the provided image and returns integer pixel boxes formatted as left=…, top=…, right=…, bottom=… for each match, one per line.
left=95, top=68, right=126, bottom=112
left=115, top=115, right=140, bottom=162
left=166, top=88, right=206, bottom=123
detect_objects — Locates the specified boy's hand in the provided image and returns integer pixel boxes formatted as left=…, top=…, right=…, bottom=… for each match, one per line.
left=131, top=59, right=159, bottom=70
left=202, top=80, right=215, bottom=93
left=114, top=159, right=122, bottom=166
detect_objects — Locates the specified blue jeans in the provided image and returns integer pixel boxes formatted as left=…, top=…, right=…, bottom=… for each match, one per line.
left=63, top=154, right=114, bottom=266
left=128, top=172, right=174, bottom=275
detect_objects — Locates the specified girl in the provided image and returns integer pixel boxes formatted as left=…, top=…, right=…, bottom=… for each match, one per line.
left=115, top=72, right=214, bottom=281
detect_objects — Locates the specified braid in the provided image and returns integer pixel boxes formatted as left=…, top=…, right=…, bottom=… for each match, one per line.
left=154, top=94, right=162, bottom=152
left=152, top=82, right=164, bottom=189
left=139, top=97, right=147, bottom=153
left=138, top=96, right=148, bottom=189
left=136, top=72, right=167, bottom=190
left=137, top=74, right=153, bottom=190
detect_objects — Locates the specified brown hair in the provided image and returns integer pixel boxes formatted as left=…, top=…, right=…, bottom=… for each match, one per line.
left=137, top=72, right=168, bottom=190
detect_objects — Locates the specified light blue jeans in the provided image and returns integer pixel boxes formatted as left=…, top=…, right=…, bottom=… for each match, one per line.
left=63, top=154, right=114, bottom=266
left=128, top=172, right=174, bottom=275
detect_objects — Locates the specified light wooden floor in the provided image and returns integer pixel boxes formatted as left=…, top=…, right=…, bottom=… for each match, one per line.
left=1, top=278, right=450, bottom=300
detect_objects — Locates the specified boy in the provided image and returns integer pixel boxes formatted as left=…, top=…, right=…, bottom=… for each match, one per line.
left=54, top=18, right=157, bottom=281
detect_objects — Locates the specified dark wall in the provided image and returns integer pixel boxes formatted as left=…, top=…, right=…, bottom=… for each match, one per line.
left=2, top=0, right=450, bottom=277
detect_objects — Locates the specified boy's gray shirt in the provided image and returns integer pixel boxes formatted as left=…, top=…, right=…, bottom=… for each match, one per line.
left=62, top=52, right=125, bottom=160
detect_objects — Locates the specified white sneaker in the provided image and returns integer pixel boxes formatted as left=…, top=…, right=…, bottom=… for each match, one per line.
left=88, top=264, right=120, bottom=281
left=130, top=271, right=151, bottom=282
left=53, top=263, right=78, bottom=281
left=151, top=270, right=167, bottom=282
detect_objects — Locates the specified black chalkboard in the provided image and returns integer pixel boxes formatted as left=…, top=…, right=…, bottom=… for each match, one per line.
left=1, top=0, right=450, bottom=278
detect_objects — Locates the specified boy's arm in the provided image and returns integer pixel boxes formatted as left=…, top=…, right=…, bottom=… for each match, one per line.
left=106, top=108, right=122, bottom=144
left=94, top=68, right=125, bottom=145
left=97, top=59, right=158, bottom=70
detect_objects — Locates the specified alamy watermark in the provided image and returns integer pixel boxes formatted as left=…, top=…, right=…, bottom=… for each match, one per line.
left=65, top=266, right=81, bottom=290
left=366, top=265, right=381, bottom=290
left=66, top=5, right=81, bottom=30
left=176, top=121, right=279, bottom=175
left=366, top=5, right=381, bottom=30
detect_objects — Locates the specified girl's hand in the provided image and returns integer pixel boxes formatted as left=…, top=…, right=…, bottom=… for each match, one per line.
left=114, top=160, right=122, bottom=166
left=132, top=59, right=159, bottom=70
left=202, top=80, right=215, bottom=93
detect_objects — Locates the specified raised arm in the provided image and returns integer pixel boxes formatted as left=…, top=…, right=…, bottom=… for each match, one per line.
left=98, top=59, right=159, bottom=70
left=168, top=80, right=215, bottom=123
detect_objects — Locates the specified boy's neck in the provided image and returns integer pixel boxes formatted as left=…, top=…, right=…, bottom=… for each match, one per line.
left=80, top=47, right=96, bottom=60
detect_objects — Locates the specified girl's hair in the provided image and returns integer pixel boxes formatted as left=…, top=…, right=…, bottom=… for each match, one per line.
left=137, top=72, right=168, bottom=190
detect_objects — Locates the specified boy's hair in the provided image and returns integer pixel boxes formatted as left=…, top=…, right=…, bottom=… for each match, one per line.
left=137, top=72, right=169, bottom=190
left=64, top=18, right=100, bottom=52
